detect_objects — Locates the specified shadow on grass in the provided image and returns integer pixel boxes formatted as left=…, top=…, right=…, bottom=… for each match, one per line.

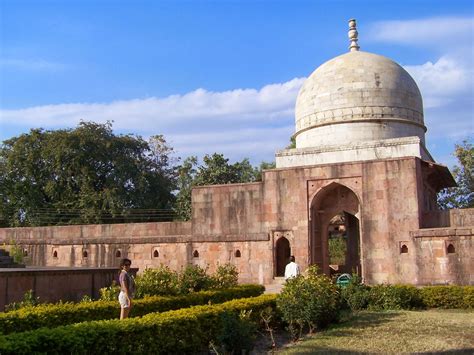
left=274, top=311, right=401, bottom=354
left=414, top=350, right=474, bottom=355
left=282, top=344, right=369, bottom=354
left=317, top=310, right=400, bottom=338
left=286, top=346, right=474, bottom=355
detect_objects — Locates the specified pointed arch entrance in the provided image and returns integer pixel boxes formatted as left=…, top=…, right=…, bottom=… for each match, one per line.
left=310, top=183, right=361, bottom=276
left=275, top=237, right=291, bottom=276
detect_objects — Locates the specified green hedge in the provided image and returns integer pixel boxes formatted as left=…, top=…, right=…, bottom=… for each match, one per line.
left=420, top=286, right=474, bottom=309
left=0, top=284, right=264, bottom=335
left=341, top=283, right=474, bottom=310
left=367, top=285, right=424, bottom=310
left=0, top=294, right=277, bottom=355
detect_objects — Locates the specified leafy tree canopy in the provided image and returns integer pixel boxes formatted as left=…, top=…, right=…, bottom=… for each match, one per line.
left=438, top=140, right=473, bottom=209
left=0, top=121, right=177, bottom=226
left=174, top=153, right=275, bottom=220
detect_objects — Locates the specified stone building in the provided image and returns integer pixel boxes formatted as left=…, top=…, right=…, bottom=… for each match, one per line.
left=1, top=20, right=472, bottom=286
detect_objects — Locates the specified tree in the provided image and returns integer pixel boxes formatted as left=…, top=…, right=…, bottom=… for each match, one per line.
left=254, top=161, right=276, bottom=181
left=174, top=153, right=275, bottom=220
left=0, top=121, right=177, bottom=226
left=437, top=140, right=474, bottom=209
left=287, top=136, right=296, bottom=149
left=174, top=156, right=199, bottom=221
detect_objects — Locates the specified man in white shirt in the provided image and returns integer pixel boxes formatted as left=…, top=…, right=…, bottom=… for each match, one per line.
left=284, top=255, right=300, bottom=280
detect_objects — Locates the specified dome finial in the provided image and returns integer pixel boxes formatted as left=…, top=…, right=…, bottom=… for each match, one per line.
left=348, top=18, right=360, bottom=52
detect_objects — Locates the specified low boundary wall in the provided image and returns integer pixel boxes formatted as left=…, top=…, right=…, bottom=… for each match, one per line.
left=0, top=267, right=135, bottom=311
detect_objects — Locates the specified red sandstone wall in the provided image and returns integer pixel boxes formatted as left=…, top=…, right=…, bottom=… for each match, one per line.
left=0, top=157, right=472, bottom=286
left=191, top=157, right=430, bottom=285
left=0, top=221, right=192, bottom=242
left=0, top=267, right=120, bottom=311
left=411, top=228, right=473, bottom=285
left=422, top=208, right=474, bottom=228
left=360, top=158, right=422, bottom=284
left=191, top=182, right=267, bottom=236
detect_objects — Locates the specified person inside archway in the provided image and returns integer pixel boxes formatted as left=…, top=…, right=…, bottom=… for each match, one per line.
left=284, top=255, right=300, bottom=280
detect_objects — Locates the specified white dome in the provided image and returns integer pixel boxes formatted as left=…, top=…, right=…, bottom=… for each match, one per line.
left=294, top=51, right=426, bottom=148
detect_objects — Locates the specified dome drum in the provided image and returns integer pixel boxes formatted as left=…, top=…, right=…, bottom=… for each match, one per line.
left=295, top=120, right=427, bottom=149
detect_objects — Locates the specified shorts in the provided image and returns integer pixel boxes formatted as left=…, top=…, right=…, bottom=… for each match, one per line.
left=118, top=291, right=132, bottom=308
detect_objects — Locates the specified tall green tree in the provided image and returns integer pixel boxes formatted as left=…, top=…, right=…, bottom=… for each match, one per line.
left=0, top=121, right=177, bottom=226
left=174, top=153, right=274, bottom=220
left=254, top=161, right=276, bottom=181
left=438, top=140, right=474, bottom=209
left=174, top=156, right=199, bottom=221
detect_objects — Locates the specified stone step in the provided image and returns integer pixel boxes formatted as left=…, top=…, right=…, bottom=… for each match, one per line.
left=0, top=264, right=26, bottom=268
left=264, top=277, right=286, bottom=294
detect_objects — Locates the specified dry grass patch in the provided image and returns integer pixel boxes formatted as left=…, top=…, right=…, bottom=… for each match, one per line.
left=280, top=309, right=474, bottom=354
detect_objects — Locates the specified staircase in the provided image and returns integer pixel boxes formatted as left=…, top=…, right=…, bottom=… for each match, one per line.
left=264, top=277, right=286, bottom=294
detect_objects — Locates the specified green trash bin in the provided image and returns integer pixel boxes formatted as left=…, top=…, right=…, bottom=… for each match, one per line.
left=336, top=273, right=352, bottom=288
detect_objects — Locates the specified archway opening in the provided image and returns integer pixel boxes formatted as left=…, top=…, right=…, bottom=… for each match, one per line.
left=310, top=183, right=361, bottom=276
left=275, top=237, right=291, bottom=277
left=328, top=214, right=346, bottom=273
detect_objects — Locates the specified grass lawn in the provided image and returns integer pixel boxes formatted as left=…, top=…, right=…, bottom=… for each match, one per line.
left=279, top=309, right=474, bottom=354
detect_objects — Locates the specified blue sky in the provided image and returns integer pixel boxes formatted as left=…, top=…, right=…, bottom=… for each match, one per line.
left=0, top=0, right=473, bottom=167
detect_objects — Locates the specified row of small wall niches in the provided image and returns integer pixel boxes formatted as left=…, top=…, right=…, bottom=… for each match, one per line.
left=41, top=248, right=243, bottom=259
left=399, top=243, right=456, bottom=254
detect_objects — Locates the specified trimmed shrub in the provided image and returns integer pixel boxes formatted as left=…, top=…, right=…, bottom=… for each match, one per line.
left=178, top=264, right=212, bottom=293
left=0, top=284, right=264, bottom=335
left=464, top=287, right=474, bottom=308
left=211, top=263, right=239, bottom=289
left=341, top=283, right=473, bottom=311
left=420, top=286, right=474, bottom=309
left=134, top=265, right=179, bottom=298
left=134, top=263, right=239, bottom=298
left=5, top=290, right=40, bottom=312
left=0, top=294, right=277, bottom=355
left=340, top=276, right=370, bottom=311
left=213, top=310, right=257, bottom=354
left=276, top=266, right=340, bottom=339
left=99, top=280, right=120, bottom=301
left=367, top=285, right=424, bottom=310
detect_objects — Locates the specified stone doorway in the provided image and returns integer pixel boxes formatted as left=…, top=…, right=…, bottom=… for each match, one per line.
left=275, top=237, right=291, bottom=277
left=310, top=183, right=361, bottom=276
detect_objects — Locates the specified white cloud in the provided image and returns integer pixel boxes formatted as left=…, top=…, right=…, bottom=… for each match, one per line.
left=169, top=126, right=294, bottom=162
left=0, top=78, right=304, bottom=163
left=367, top=16, right=474, bottom=164
left=0, top=78, right=303, bottom=130
left=368, top=17, right=474, bottom=47
left=0, top=58, right=67, bottom=72
left=3, top=14, right=474, bottom=167
left=404, top=56, right=473, bottom=108
left=1, top=57, right=472, bottom=166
